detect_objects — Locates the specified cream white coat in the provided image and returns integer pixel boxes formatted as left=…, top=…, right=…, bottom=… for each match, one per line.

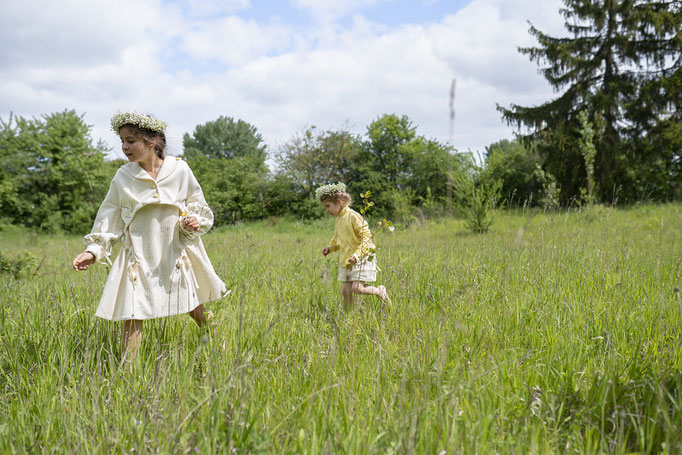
left=84, top=156, right=226, bottom=321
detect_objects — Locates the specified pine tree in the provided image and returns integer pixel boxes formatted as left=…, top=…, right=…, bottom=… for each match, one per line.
left=498, top=0, right=681, bottom=202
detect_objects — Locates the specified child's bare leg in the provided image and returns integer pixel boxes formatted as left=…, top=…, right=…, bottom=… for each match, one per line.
left=351, top=282, right=390, bottom=302
left=122, top=319, right=143, bottom=358
left=188, top=304, right=208, bottom=327
left=341, top=282, right=354, bottom=309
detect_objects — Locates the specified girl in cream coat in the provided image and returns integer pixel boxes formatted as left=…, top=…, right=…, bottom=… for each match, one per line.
left=72, top=111, right=226, bottom=358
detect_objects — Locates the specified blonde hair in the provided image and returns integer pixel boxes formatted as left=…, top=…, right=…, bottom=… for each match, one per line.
left=320, top=191, right=352, bottom=207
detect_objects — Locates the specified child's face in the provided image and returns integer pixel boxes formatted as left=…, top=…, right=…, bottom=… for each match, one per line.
left=119, top=125, right=156, bottom=164
left=322, top=199, right=344, bottom=216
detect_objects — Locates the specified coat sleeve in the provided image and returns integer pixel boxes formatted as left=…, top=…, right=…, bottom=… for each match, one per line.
left=351, top=212, right=373, bottom=260
left=328, top=230, right=340, bottom=252
left=83, top=174, right=124, bottom=264
left=179, top=164, right=214, bottom=240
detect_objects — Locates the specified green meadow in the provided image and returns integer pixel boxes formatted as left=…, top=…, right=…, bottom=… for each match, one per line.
left=1, top=203, right=681, bottom=454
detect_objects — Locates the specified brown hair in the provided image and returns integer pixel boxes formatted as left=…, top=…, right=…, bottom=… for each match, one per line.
left=120, top=124, right=167, bottom=159
left=320, top=191, right=352, bottom=207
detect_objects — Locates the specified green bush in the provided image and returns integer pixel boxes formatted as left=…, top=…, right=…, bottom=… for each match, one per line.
left=452, top=170, right=502, bottom=233
left=291, top=197, right=326, bottom=220
left=0, top=249, right=38, bottom=279
left=482, top=139, right=542, bottom=206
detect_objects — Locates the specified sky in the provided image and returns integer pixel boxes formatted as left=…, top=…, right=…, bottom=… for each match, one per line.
left=0, top=0, right=567, bottom=160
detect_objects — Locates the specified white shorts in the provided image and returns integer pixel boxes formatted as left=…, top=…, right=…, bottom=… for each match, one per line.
left=338, top=256, right=380, bottom=282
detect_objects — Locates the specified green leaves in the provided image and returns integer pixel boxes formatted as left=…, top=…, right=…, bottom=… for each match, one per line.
left=183, top=116, right=266, bottom=161
left=0, top=110, right=112, bottom=233
left=498, top=0, right=681, bottom=203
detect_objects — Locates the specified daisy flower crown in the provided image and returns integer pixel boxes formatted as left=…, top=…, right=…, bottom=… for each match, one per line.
left=111, top=110, right=167, bottom=133
left=315, top=182, right=347, bottom=200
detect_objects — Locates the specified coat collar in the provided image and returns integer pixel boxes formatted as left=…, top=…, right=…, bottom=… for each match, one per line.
left=120, top=156, right=179, bottom=182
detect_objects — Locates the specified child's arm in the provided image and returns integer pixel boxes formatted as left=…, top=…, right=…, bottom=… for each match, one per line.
left=76, top=177, right=124, bottom=268
left=322, top=231, right=340, bottom=256
left=180, top=164, right=214, bottom=239
left=327, top=232, right=340, bottom=253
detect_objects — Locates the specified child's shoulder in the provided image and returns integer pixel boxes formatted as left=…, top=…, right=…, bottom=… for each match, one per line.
left=345, top=207, right=366, bottom=224
left=348, top=207, right=365, bottom=219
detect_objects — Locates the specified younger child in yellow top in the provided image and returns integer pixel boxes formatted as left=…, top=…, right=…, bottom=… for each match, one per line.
left=318, top=183, right=390, bottom=308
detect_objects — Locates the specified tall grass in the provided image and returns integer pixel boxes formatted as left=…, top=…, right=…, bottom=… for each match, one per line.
left=1, top=204, right=681, bottom=453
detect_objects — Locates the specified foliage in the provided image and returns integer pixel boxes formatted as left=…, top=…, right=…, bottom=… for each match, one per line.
left=187, top=155, right=269, bottom=224
left=534, top=165, right=561, bottom=210
left=577, top=110, right=599, bottom=205
left=498, top=0, right=681, bottom=203
left=0, top=110, right=113, bottom=233
left=401, top=137, right=464, bottom=207
left=291, top=196, right=326, bottom=220
left=357, top=190, right=393, bottom=262
left=365, top=114, right=416, bottom=185
left=182, top=115, right=271, bottom=224
left=0, top=249, right=38, bottom=279
left=451, top=163, right=502, bottom=233
left=482, top=139, right=543, bottom=206
left=275, top=126, right=360, bottom=199
left=345, top=114, right=468, bottom=219
left=183, top=116, right=266, bottom=161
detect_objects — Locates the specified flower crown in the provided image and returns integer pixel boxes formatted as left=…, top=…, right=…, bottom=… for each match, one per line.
left=111, top=110, right=167, bottom=133
left=315, top=182, right=347, bottom=200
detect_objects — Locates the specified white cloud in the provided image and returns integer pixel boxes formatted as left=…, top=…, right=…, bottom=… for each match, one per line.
left=0, top=0, right=569, bottom=158
left=0, top=0, right=155, bottom=67
left=180, top=17, right=292, bottom=66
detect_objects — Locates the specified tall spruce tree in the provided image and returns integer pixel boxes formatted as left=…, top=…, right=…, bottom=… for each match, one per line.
left=498, top=0, right=681, bottom=202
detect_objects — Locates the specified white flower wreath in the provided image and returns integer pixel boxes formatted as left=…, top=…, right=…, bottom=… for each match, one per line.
left=110, top=110, right=167, bottom=133
left=315, top=182, right=347, bottom=200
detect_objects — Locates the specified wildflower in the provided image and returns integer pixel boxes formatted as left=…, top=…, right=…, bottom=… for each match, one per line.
left=111, top=110, right=167, bottom=133
left=315, top=182, right=346, bottom=200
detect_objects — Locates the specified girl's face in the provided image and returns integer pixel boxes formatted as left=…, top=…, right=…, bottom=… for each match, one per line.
left=322, top=199, right=344, bottom=217
left=119, top=125, right=156, bottom=164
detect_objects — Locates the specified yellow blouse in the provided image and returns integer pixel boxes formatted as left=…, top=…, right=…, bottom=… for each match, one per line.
left=328, top=206, right=376, bottom=268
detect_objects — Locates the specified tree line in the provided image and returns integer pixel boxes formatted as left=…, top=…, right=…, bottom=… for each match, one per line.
left=1, top=0, right=679, bottom=234
left=0, top=110, right=470, bottom=233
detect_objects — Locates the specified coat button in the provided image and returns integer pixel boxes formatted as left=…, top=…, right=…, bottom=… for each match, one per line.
left=153, top=194, right=159, bottom=198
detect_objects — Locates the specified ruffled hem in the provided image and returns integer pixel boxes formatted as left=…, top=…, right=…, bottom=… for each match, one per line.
left=94, top=239, right=226, bottom=321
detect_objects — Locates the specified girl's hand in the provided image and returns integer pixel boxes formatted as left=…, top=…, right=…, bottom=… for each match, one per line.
left=183, top=216, right=200, bottom=231
left=348, top=255, right=357, bottom=264
left=322, top=247, right=330, bottom=256
left=73, top=251, right=96, bottom=271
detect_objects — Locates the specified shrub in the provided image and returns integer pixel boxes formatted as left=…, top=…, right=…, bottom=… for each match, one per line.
left=0, top=249, right=38, bottom=279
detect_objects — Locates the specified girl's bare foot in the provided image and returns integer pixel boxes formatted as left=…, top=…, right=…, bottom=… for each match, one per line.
left=377, top=285, right=391, bottom=304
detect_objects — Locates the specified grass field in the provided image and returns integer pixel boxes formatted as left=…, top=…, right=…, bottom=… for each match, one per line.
left=1, top=203, right=681, bottom=454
